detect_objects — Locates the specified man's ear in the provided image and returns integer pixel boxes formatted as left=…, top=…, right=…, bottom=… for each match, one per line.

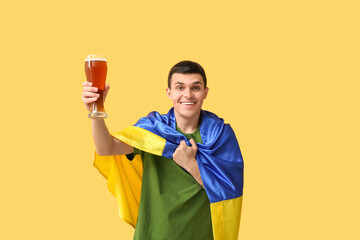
left=204, top=87, right=209, bottom=99
left=166, top=88, right=172, bottom=100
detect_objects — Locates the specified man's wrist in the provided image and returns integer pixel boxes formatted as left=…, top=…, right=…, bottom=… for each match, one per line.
left=186, top=158, right=197, bottom=173
left=187, top=158, right=204, bottom=188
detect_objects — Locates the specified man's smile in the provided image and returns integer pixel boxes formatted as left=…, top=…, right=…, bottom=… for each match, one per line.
left=180, top=101, right=196, bottom=106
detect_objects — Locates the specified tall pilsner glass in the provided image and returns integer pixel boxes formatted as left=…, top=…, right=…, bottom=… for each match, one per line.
left=85, top=54, right=108, bottom=118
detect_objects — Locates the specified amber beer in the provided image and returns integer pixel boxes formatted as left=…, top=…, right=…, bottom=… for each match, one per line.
left=85, top=54, right=108, bottom=118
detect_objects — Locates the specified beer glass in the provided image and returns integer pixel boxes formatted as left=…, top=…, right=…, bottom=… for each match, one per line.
left=85, top=54, right=108, bottom=118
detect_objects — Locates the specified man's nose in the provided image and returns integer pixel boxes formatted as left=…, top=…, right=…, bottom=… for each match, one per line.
left=183, top=88, right=193, bottom=98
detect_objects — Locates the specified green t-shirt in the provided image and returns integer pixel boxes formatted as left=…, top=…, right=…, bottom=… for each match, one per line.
left=127, top=127, right=214, bottom=240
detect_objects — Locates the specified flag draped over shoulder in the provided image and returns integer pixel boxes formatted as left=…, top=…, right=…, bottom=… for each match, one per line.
left=94, top=108, right=244, bottom=240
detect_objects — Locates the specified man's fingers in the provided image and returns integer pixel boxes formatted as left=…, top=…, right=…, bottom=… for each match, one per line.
left=82, top=96, right=99, bottom=104
left=83, top=86, right=98, bottom=93
left=82, top=88, right=99, bottom=105
left=189, top=139, right=197, bottom=150
left=82, top=91, right=100, bottom=98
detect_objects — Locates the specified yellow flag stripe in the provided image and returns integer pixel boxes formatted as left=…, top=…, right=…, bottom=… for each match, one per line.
left=210, top=196, right=243, bottom=240
left=112, top=126, right=166, bottom=156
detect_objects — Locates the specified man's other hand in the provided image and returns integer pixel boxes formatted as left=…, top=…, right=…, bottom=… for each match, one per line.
left=172, top=139, right=198, bottom=170
left=172, top=139, right=204, bottom=187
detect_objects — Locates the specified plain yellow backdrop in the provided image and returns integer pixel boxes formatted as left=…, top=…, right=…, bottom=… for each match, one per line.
left=1, top=0, right=359, bottom=239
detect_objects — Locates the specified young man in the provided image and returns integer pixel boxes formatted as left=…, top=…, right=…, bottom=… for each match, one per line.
left=82, top=61, right=244, bottom=240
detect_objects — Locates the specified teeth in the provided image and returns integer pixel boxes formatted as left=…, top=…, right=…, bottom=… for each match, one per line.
left=181, top=102, right=195, bottom=105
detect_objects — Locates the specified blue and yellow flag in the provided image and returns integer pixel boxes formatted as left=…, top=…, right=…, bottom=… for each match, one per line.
left=94, top=108, right=244, bottom=240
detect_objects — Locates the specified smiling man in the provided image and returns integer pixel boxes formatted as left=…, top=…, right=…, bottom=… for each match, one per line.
left=82, top=61, right=244, bottom=240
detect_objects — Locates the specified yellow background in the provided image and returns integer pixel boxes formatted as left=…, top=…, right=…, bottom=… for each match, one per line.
left=1, top=0, right=359, bottom=239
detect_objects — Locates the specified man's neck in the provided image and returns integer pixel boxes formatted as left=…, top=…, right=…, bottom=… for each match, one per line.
left=175, top=112, right=200, bottom=134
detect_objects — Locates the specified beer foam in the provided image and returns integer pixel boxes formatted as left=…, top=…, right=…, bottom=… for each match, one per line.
left=85, top=58, right=107, bottom=62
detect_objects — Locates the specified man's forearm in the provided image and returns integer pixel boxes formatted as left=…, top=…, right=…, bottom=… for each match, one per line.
left=187, top=160, right=204, bottom=188
left=91, top=118, right=114, bottom=155
left=91, top=118, right=133, bottom=156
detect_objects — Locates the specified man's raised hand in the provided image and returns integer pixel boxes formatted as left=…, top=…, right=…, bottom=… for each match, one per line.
left=81, top=82, right=110, bottom=111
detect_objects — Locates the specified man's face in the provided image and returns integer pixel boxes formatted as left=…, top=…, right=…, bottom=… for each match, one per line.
left=166, top=73, right=209, bottom=121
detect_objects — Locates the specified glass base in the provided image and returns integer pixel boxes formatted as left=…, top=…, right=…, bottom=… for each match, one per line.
left=88, top=111, right=108, bottom=119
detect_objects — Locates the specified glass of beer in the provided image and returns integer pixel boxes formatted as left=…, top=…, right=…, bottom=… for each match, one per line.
left=85, top=54, right=108, bottom=118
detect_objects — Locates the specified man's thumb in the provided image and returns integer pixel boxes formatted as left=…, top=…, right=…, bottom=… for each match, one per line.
left=189, top=139, right=197, bottom=149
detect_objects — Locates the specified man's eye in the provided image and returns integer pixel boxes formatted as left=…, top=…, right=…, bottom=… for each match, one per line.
left=176, top=86, right=183, bottom=90
left=192, top=86, right=200, bottom=90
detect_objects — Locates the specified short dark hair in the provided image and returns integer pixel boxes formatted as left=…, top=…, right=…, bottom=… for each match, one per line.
left=168, top=60, right=207, bottom=88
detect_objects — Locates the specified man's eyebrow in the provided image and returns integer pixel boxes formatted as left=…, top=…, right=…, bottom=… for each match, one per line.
left=192, top=81, right=203, bottom=85
left=174, top=81, right=203, bottom=85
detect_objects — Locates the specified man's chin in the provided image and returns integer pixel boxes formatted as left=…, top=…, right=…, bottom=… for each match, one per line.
left=174, top=108, right=201, bottom=119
